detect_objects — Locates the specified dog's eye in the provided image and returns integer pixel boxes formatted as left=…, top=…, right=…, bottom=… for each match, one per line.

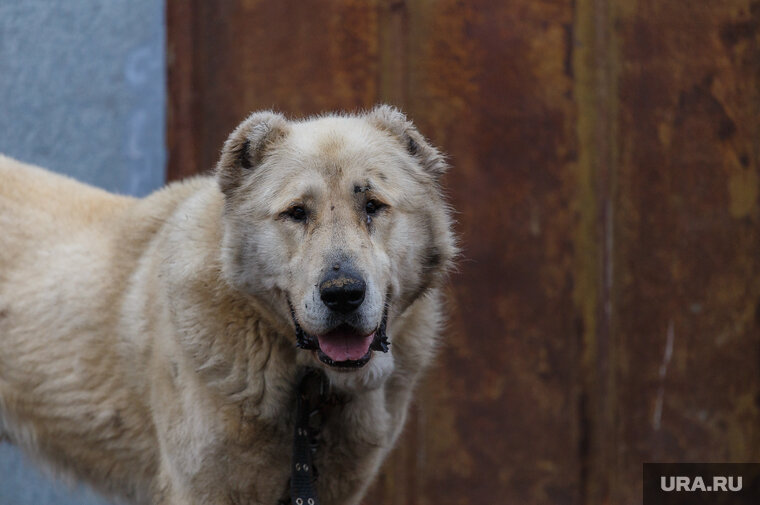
left=286, top=205, right=307, bottom=222
left=365, top=200, right=385, bottom=215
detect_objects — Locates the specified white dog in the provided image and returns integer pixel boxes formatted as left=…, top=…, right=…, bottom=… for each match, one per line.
left=0, top=105, right=456, bottom=505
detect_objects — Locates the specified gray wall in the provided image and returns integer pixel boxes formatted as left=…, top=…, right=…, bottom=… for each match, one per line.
left=0, top=1, right=165, bottom=503
left=0, top=0, right=165, bottom=197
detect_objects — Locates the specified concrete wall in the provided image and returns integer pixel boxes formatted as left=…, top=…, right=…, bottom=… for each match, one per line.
left=0, top=1, right=165, bottom=503
left=0, top=0, right=165, bottom=197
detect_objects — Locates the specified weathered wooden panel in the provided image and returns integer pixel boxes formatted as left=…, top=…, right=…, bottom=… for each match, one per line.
left=612, top=0, right=760, bottom=503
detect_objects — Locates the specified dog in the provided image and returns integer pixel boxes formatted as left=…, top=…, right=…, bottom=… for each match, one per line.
left=0, top=105, right=456, bottom=505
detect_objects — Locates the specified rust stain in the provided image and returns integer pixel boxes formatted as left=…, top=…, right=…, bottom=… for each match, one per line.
left=166, top=0, right=200, bottom=181
left=167, top=1, right=760, bottom=504
left=613, top=0, right=760, bottom=503
left=175, top=0, right=382, bottom=174
left=571, top=0, right=621, bottom=501
left=406, top=0, right=582, bottom=503
left=419, top=371, right=475, bottom=480
left=728, top=169, right=759, bottom=218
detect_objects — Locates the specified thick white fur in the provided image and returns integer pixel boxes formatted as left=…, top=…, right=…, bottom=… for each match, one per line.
left=0, top=106, right=456, bottom=505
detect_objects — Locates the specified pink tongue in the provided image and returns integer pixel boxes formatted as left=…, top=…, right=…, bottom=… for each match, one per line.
left=317, top=329, right=375, bottom=362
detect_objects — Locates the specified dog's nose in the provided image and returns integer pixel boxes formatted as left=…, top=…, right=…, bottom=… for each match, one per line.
left=319, top=268, right=366, bottom=314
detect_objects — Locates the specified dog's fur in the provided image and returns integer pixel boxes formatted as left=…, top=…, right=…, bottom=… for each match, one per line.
left=0, top=106, right=456, bottom=505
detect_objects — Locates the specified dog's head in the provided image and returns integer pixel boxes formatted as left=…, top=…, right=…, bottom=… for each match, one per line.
left=216, top=106, right=455, bottom=389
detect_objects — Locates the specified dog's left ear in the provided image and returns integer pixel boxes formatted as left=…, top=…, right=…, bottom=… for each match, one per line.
left=216, top=111, right=289, bottom=195
left=366, top=104, right=448, bottom=179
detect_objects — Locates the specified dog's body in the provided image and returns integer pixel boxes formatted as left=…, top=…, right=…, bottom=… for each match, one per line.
left=0, top=107, right=455, bottom=505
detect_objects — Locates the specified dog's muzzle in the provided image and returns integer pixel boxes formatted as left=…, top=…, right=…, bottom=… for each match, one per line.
left=288, top=300, right=389, bottom=369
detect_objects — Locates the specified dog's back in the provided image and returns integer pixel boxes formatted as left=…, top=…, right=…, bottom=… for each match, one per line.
left=0, top=156, right=198, bottom=502
left=0, top=153, right=135, bottom=244
left=0, top=155, right=137, bottom=352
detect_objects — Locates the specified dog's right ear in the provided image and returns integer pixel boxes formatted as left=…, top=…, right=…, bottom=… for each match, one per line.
left=216, top=111, right=289, bottom=195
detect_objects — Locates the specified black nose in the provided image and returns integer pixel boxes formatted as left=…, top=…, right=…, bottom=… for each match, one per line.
left=319, top=268, right=366, bottom=314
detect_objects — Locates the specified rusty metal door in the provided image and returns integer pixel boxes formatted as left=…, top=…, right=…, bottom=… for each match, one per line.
left=166, top=1, right=760, bottom=503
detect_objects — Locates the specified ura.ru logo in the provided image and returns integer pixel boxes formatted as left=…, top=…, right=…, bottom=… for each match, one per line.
left=661, top=475, right=742, bottom=492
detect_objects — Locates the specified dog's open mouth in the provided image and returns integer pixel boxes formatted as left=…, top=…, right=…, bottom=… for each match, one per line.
left=315, top=326, right=375, bottom=368
left=288, top=302, right=389, bottom=369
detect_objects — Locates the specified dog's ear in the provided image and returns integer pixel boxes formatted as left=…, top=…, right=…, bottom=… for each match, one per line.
left=216, top=111, right=289, bottom=195
left=366, top=104, right=448, bottom=179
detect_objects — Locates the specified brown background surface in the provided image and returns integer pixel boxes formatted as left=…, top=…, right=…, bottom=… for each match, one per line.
left=166, top=1, right=760, bottom=503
